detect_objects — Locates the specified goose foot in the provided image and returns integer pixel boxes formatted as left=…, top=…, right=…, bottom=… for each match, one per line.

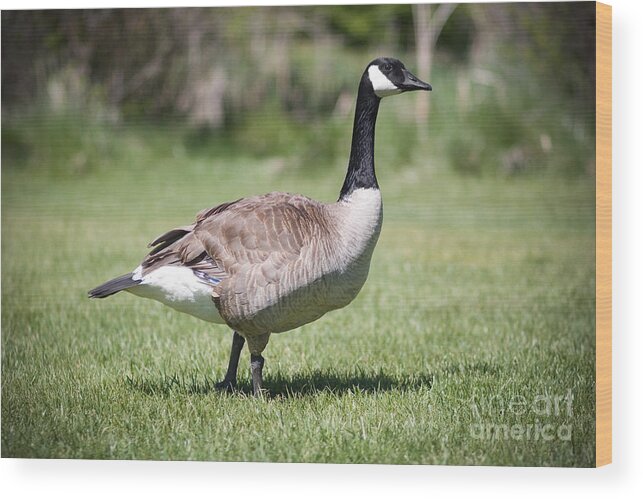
left=215, top=331, right=245, bottom=393
left=214, top=379, right=237, bottom=392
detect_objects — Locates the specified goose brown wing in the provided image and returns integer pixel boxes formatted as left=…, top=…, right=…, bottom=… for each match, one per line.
left=139, top=200, right=244, bottom=287
left=141, top=193, right=328, bottom=296
left=142, top=227, right=228, bottom=287
left=194, top=193, right=331, bottom=295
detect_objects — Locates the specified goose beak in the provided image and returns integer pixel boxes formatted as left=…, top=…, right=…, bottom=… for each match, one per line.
left=400, top=69, right=432, bottom=91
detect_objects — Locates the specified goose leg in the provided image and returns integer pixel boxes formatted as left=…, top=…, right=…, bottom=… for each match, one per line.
left=215, top=331, right=245, bottom=391
left=250, top=354, right=265, bottom=397
left=247, top=332, right=270, bottom=397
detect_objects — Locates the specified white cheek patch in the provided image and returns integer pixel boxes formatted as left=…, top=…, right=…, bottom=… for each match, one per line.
left=368, top=65, right=402, bottom=98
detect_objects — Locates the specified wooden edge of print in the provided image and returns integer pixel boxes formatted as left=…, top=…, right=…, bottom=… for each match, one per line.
left=595, top=1, right=612, bottom=468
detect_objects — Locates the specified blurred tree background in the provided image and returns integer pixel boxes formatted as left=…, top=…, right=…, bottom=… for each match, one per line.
left=2, top=3, right=596, bottom=178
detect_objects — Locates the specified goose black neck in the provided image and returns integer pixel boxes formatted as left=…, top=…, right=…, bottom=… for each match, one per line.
left=339, top=77, right=381, bottom=200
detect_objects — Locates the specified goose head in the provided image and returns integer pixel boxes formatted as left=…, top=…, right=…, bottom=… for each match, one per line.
left=365, top=57, right=432, bottom=98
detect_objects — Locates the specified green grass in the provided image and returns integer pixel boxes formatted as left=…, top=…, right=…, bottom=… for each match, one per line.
left=1, top=122, right=596, bottom=466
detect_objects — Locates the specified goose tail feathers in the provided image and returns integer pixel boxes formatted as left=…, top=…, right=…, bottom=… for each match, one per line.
left=88, top=273, right=140, bottom=298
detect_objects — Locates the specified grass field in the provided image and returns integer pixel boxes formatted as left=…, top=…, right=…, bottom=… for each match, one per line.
left=2, top=122, right=596, bottom=466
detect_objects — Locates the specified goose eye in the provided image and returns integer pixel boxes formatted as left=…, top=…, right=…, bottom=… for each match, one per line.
left=382, top=63, right=393, bottom=72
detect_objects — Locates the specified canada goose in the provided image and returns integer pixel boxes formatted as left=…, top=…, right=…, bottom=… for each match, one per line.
left=89, top=57, right=431, bottom=396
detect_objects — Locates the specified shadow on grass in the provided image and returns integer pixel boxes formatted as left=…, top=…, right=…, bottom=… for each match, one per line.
left=125, top=368, right=434, bottom=398
left=265, top=370, right=434, bottom=398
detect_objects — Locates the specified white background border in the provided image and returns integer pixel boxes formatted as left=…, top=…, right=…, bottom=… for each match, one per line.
left=1, top=0, right=640, bottom=496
